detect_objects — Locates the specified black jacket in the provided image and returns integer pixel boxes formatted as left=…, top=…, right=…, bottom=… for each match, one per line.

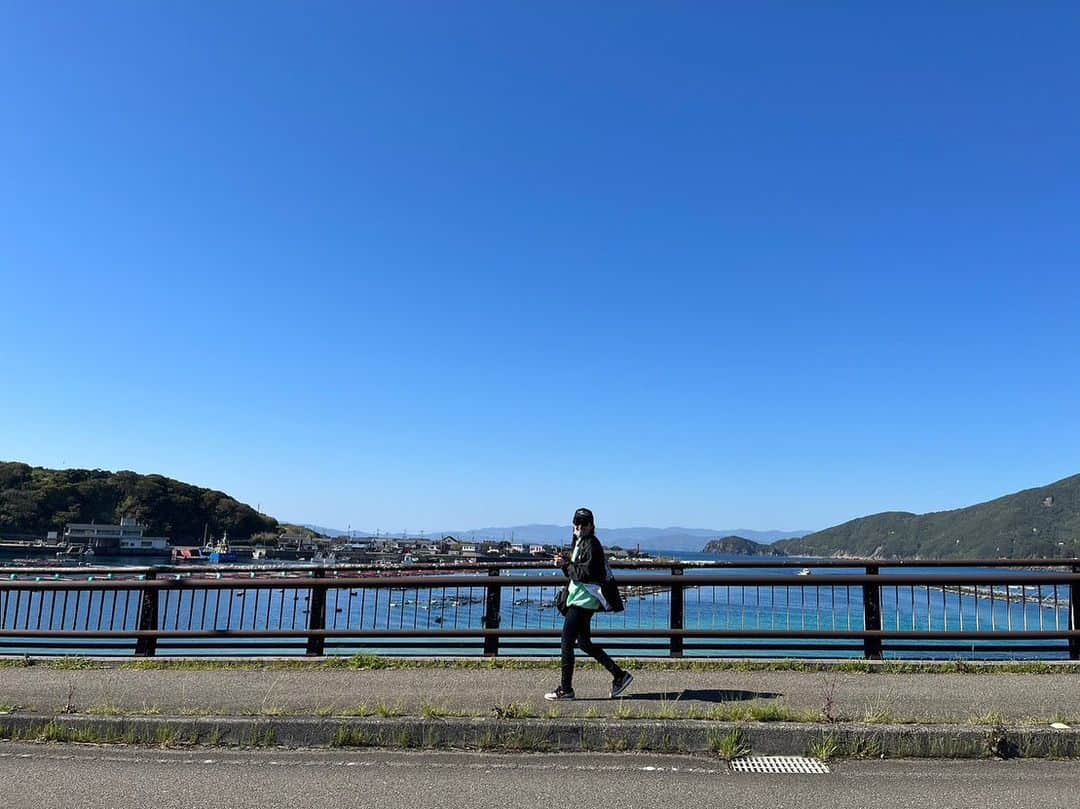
left=561, top=535, right=607, bottom=584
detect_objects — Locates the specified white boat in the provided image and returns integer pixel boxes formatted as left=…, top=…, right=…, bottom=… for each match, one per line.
left=797, top=568, right=812, bottom=576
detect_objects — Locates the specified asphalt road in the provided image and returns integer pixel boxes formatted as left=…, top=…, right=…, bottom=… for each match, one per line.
left=0, top=743, right=1075, bottom=809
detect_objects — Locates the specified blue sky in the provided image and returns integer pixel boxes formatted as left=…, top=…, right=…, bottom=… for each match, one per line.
left=2, top=3, right=1078, bottom=533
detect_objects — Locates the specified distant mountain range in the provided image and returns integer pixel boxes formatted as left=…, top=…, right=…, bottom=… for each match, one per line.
left=299, top=523, right=809, bottom=551
left=8, top=460, right=1077, bottom=561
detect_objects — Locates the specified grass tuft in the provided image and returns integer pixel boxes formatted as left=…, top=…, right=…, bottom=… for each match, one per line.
left=492, top=702, right=536, bottom=720
left=709, top=727, right=750, bottom=761
left=422, top=703, right=460, bottom=719
left=861, top=705, right=894, bottom=725
left=613, top=702, right=634, bottom=720
left=45, top=657, right=99, bottom=671
left=341, top=704, right=373, bottom=717
left=374, top=701, right=405, bottom=718
left=807, top=734, right=841, bottom=762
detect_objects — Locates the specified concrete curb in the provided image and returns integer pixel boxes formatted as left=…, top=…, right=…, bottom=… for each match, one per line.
left=1, top=714, right=1078, bottom=759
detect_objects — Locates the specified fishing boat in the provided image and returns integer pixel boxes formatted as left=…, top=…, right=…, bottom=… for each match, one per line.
left=205, top=531, right=238, bottom=564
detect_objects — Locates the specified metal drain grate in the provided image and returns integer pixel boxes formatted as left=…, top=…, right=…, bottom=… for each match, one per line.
left=730, top=756, right=830, bottom=774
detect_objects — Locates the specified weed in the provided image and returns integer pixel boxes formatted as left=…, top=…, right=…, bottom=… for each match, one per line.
left=85, top=702, right=123, bottom=717
left=984, top=724, right=1016, bottom=759
left=969, top=711, right=1005, bottom=727
left=374, top=701, right=404, bottom=718
left=0, top=704, right=17, bottom=714
left=45, top=657, right=99, bottom=671
left=243, top=727, right=277, bottom=747
left=583, top=707, right=601, bottom=719
left=807, top=734, right=841, bottom=762
left=178, top=708, right=215, bottom=717
left=422, top=726, right=441, bottom=748
left=709, top=728, right=750, bottom=761
left=422, top=703, right=452, bottom=720
left=502, top=728, right=549, bottom=752
left=492, top=702, right=536, bottom=720
left=154, top=725, right=187, bottom=747
left=751, top=701, right=817, bottom=722
left=37, top=657, right=1077, bottom=676
left=477, top=729, right=499, bottom=751
left=604, top=735, right=629, bottom=752
left=341, top=704, right=373, bottom=717
left=36, top=721, right=102, bottom=744
left=846, top=735, right=883, bottom=759
left=819, top=673, right=841, bottom=722
left=862, top=705, right=894, bottom=725
left=708, top=700, right=822, bottom=723
left=655, top=733, right=678, bottom=753
left=613, top=703, right=634, bottom=720
left=652, top=698, right=681, bottom=721
left=330, top=725, right=373, bottom=743
left=346, top=654, right=393, bottom=670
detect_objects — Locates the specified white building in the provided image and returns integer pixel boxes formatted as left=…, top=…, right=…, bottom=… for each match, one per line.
left=64, top=516, right=169, bottom=553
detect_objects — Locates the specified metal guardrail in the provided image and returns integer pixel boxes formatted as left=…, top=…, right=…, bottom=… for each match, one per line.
left=1, top=560, right=1077, bottom=660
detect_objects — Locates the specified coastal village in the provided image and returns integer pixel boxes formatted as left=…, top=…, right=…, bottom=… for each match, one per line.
left=0, top=517, right=652, bottom=566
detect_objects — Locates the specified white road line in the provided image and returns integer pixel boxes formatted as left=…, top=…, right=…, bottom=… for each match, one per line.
left=0, top=748, right=728, bottom=774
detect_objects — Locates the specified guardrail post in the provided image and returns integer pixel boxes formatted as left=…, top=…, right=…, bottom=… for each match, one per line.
left=862, top=565, right=883, bottom=660
left=1070, top=566, right=1079, bottom=661
left=483, top=567, right=502, bottom=657
left=670, top=565, right=684, bottom=658
left=134, top=570, right=159, bottom=657
left=306, top=568, right=327, bottom=656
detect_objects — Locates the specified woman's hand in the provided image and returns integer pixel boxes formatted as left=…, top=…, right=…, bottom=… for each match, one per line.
left=553, top=553, right=565, bottom=568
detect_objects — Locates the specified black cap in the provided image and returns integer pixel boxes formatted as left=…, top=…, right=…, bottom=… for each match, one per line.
left=572, top=507, right=594, bottom=527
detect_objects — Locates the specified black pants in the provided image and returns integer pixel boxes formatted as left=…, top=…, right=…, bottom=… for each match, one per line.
left=561, top=605, right=622, bottom=691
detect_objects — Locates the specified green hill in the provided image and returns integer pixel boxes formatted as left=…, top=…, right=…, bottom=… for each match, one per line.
left=702, top=535, right=786, bottom=556
left=0, top=462, right=278, bottom=542
left=775, top=473, right=1080, bottom=560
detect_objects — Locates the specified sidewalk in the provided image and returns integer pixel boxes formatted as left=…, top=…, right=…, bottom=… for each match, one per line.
left=1, top=659, right=1078, bottom=758
left=1, top=660, right=1077, bottom=723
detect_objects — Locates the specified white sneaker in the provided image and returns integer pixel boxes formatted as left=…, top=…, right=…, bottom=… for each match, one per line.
left=544, top=687, right=576, bottom=701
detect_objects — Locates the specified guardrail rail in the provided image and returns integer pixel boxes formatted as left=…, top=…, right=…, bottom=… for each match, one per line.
left=1, top=559, right=1077, bottom=660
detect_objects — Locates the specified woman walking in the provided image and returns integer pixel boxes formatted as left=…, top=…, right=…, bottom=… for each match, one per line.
left=545, top=507, right=634, bottom=701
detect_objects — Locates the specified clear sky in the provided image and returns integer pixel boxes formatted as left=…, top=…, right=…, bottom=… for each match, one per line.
left=2, top=2, right=1078, bottom=533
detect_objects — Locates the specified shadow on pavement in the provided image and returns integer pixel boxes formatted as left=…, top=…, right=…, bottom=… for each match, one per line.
left=617, top=689, right=782, bottom=704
